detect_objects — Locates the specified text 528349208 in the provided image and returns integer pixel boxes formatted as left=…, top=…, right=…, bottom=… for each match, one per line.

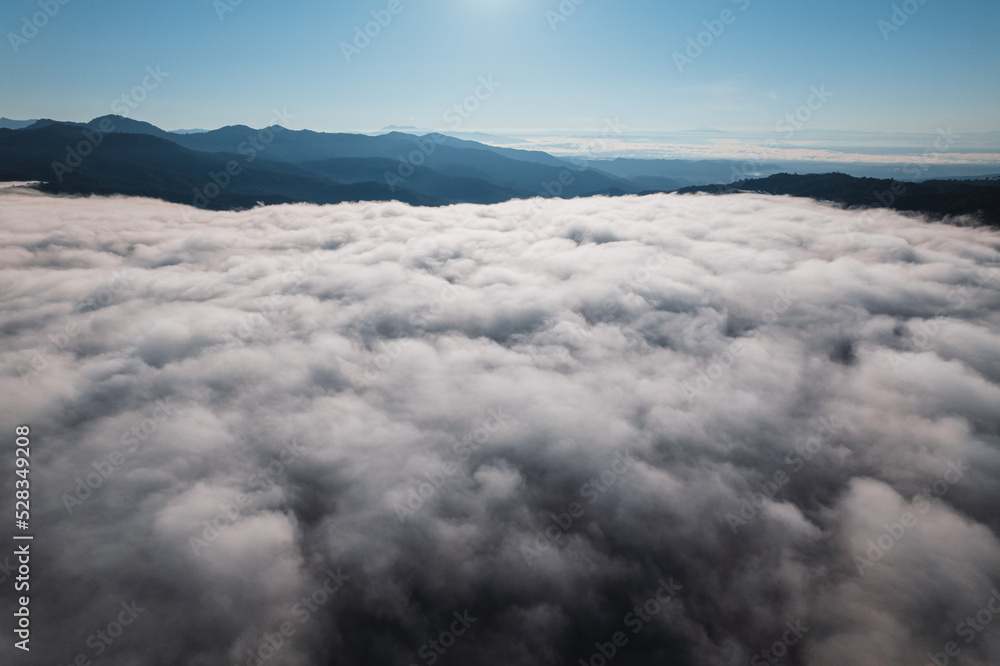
left=14, top=425, right=32, bottom=652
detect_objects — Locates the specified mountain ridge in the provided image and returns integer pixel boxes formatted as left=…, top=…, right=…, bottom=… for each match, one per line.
left=0, top=117, right=652, bottom=209
left=678, top=172, right=1000, bottom=226
left=3, top=117, right=998, bottom=223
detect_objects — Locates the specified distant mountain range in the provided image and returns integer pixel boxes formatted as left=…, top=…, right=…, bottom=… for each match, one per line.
left=578, top=158, right=784, bottom=191
left=376, top=125, right=529, bottom=145
left=0, top=116, right=660, bottom=209
left=0, top=117, right=998, bottom=224
left=678, top=172, right=1000, bottom=226
left=0, top=117, right=36, bottom=130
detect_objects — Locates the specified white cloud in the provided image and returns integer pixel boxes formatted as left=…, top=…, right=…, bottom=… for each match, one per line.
left=2, top=187, right=999, bottom=665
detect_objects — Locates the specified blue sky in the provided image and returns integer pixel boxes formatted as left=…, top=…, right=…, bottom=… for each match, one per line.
left=2, top=0, right=998, bottom=134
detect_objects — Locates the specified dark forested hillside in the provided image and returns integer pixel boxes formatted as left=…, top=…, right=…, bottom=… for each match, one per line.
left=3, top=119, right=999, bottom=224
left=678, top=172, right=1000, bottom=225
left=0, top=118, right=646, bottom=209
left=0, top=124, right=438, bottom=209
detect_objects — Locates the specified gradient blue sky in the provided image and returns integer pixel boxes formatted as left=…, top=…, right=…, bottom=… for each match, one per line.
left=2, top=0, right=998, bottom=133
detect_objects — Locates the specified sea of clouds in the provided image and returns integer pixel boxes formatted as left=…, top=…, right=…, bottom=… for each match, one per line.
left=1, top=187, right=999, bottom=666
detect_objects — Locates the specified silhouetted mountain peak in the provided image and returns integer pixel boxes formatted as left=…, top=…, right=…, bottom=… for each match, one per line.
left=0, top=117, right=38, bottom=130
left=88, top=114, right=128, bottom=124
left=380, top=131, right=421, bottom=140
left=214, top=124, right=258, bottom=133
left=85, top=115, right=174, bottom=138
left=24, top=118, right=77, bottom=130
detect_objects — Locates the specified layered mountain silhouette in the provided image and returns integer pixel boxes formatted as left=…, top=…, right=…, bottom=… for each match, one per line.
left=1, top=117, right=998, bottom=224
left=0, top=123, right=437, bottom=209
left=0, top=117, right=37, bottom=130
left=581, top=157, right=783, bottom=191
left=678, top=172, right=1000, bottom=226
left=0, top=116, right=648, bottom=209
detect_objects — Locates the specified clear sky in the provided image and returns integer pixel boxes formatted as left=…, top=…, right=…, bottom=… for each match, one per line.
left=2, top=0, right=999, bottom=134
